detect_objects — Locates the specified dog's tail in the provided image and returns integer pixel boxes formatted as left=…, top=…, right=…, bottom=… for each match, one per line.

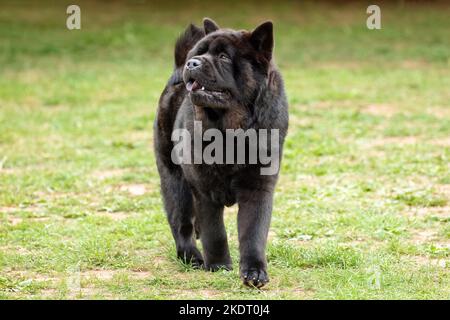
left=174, top=24, right=204, bottom=69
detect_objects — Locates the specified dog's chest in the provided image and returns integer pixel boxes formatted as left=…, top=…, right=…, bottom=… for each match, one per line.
left=182, top=163, right=239, bottom=206
left=193, top=105, right=248, bottom=130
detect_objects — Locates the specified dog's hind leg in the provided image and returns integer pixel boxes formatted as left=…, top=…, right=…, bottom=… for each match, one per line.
left=160, top=168, right=204, bottom=268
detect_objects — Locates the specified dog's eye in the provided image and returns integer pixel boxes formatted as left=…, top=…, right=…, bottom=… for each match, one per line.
left=219, top=53, right=230, bottom=61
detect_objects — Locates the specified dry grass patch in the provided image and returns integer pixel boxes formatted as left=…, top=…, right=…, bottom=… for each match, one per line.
left=118, top=184, right=148, bottom=196
left=404, top=206, right=450, bottom=218
left=400, top=60, right=431, bottom=69
left=95, top=211, right=131, bottom=221
left=0, top=168, right=16, bottom=175
left=65, top=270, right=153, bottom=283
left=410, top=256, right=448, bottom=268
left=369, top=136, right=420, bottom=148
left=409, top=229, right=449, bottom=250
left=437, top=184, right=450, bottom=197
left=363, top=104, right=399, bottom=118
left=3, top=211, right=50, bottom=226
left=288, top=113, right=314, bottom=127
left=91, top=169, right=128, bottom=180
left=7, top=216, right=24, bottom=226
left=6, top=271, right=57, bottom=283
left=0, top=207, right=17, bottom=214
left=431, top=137, right=450, bottom=147
left=410, top=229, right=438, bottom=244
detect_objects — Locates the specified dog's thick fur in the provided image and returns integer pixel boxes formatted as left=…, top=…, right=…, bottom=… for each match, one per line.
left=154, top=18, right=288, bottom=287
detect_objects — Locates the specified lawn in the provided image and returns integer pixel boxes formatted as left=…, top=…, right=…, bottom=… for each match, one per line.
left=0, top=0, right=449, bottom=299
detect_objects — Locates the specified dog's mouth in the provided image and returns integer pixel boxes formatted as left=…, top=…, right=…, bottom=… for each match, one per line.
left=186, top=78, right=223, bottom=94
left=185, top=77, right=233, bottom=110
left=185, top=79, right=202, bottom=92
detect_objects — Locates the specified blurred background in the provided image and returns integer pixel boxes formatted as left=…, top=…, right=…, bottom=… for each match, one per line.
left=0, top=0, right=449, bottom=299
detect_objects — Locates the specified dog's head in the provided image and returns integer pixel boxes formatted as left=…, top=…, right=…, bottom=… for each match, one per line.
left=183, top=18, right=274, bottom=109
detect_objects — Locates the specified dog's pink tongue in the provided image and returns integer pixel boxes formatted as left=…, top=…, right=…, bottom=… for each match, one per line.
left=191, top=81, right=201, bottom=91
left=186, top=80, right=201, bottom=92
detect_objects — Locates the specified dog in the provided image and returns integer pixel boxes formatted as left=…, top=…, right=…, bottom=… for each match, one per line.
left=154, top=18, right=288, bottom=287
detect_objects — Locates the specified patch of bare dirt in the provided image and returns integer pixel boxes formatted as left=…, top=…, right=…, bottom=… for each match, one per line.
left=402, top=183, right=449, bottom=218
left=7, top=216, right=23, bottom=226
left=96, top=211, right=130, bottom=221
left=91, top=169, right=127, bottom=180
left=428, top=107, right=450, bottom=118
left=431, top=137, right=450, bottom=147
left=368, top=136, right=419, bottom=148
left=404, top=206, right=450, bottom=218
left=81, top=270, right=152, bottom=280
left=437, top=184, right=450, bottom=197
left=119, top=184, right=148, bottom=196
left=400, top=60, right=430, bottom=69
left=165, top=286, right=312, bottom=299
left=82, top=270, right=115, bottom=280
left=409, top=230, right=450, bottom=250
left=129, top=271, right=152, bottom=279
left=363, top=104, right=399, bottom=117
left=6, top=271, right=57, bottom=282
left=0, top=168, right=16, bottom=175
left=4, top=214, right=51, bottom=226
left=289, top=114, right=314, bottom=127
left=66, top=287, right=114, bottom=299
left=410, top=230, right=437, bottom=244
left=172, top=289, right=225, bottom=299
left=0, top=207, right=17, bottom=214
left=132, top=251, right=168, bottom=269
left=38, top=288, right=59, bottom=298
left=411, top=256, right=448, bottom=268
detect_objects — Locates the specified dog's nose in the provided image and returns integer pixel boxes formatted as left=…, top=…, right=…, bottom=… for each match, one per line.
left=186, top=58, right=202, bottom=70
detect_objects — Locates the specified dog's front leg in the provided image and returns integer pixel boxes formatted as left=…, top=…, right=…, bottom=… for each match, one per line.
left=237, top=188, right=273, bottom=288
left=194, top=195, right=232, bottom=271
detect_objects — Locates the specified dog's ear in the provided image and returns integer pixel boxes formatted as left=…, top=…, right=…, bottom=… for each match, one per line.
left=250, top=21, right=273, bottom=61
left=174, top=24, right=205, bottom=68
left=203, top=18, right=220, bottom=34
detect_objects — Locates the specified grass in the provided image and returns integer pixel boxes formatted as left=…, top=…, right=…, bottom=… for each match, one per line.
left=0, top=0, right=449, bottom=299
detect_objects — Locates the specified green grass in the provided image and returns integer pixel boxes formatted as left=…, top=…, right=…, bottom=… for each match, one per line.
left=0, top=0, right=449, bottom=299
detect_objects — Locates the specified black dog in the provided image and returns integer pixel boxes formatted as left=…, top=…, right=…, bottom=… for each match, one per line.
left=154, top=18, right=288, bottom=287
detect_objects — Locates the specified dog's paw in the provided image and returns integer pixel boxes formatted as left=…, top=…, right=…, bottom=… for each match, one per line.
left=206, top=262, right=233, bottom=272
left=178, top=247, right=204, bottom=268
left=240, top=268, right=269, bottom=288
